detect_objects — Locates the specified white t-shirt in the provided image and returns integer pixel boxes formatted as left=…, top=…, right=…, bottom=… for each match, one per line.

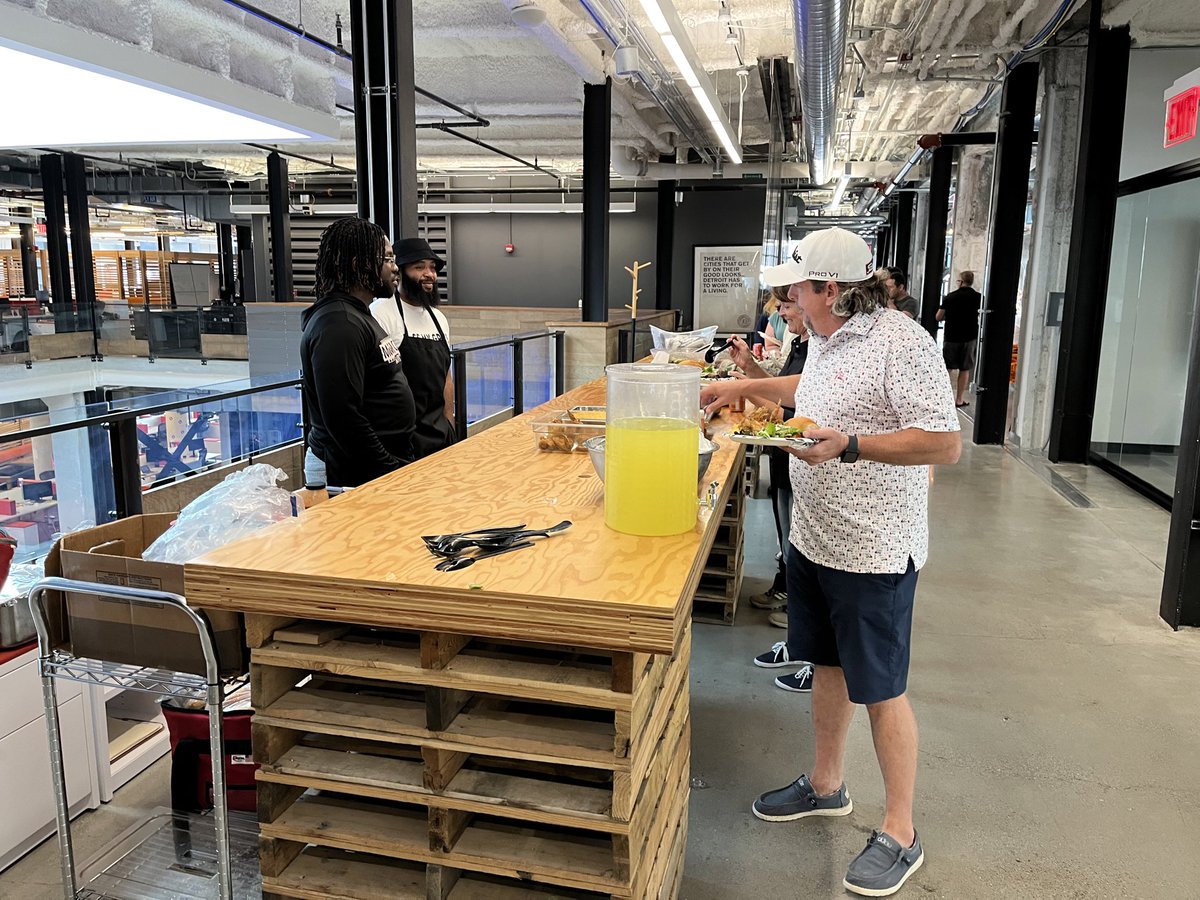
left=789, top=309, right=960, bottom=574
left=369, top=296, right=450, bottom=346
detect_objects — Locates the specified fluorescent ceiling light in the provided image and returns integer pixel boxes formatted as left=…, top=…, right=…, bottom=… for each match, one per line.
left=0, top=44, right=313, bottom=146
left=660, top=34, right=700, bottom=88
left=637, top=0, right=672, bottom=34
left=0, top=7, right=336, bottom=148
left=828, top=173, right=851, bottom=210
left=635, top=0, right=742, bottom=164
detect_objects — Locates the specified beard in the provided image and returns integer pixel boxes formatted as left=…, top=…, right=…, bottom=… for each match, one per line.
left=400, top=272, right=439, bottom=306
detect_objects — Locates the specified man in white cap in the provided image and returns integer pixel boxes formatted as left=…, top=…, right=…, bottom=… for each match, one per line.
left=702, top=227, right=960, bottom=897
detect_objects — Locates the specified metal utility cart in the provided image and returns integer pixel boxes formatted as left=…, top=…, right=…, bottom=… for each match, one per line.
left=28, top=577, right=244, bottom=900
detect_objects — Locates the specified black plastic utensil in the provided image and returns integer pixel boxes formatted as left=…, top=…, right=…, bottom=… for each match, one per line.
left=704, top=337, right=736, bottom=363
left=435, top=541, right=535, bottom=572
left=427, top=520, right=573, bottom=558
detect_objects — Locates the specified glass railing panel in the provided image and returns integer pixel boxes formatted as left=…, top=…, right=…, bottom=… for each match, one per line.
left=0, top=425, right=117, bottom=563
left=521, top=335, right=556, bottom=412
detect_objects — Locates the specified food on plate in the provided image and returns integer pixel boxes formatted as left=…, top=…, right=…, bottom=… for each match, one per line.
left=784, top=416, right=819, bottom=433
left=734, top=407, right=820, bottom=440
left=672, top=358, right=706, bottom=369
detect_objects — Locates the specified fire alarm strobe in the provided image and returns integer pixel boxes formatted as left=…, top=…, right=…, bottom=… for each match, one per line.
left=505, top=243, right=515, bottom=254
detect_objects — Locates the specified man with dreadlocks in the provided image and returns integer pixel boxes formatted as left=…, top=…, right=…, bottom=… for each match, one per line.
left=301, top=217, right=416, bottom=487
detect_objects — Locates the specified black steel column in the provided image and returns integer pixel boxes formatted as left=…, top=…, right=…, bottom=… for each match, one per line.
left=64, top=153, right=99, bottom=352
left=17, top=206, right=38, bottom=296
left=656, top=164, right=675, bottom=311
left=350, top=0, right=419, bottom=240
left=267, top=151, right=294, bottom=303
left=876, top=225, right=891, bottom=267
left=216, top=223, right=235, bottom=301
left=974, top=61, right=1039, bottom=445
left=235, top=224, right=254, bottom=301
left=893, top=192, right=915, bottom=282
left=920, top=147, right=953, bottom=337
left=581, top=79, right=611, bottom=323
left=1048, top=18, right=1132, bottom=461
left=40, top=155, right=74, bottom=332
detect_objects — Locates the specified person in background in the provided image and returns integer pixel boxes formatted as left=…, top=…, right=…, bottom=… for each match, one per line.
left=751, top=291, right=788, bottom=358
left=371, top=238, right=457, bottom=458
left=301, top=217, right=416, bottom=488
left=937, top=270, right=984, bottom=408
left=746, top=227, right=960, bottom=898
left=725, top=285, right=815, bottom=695
left=884, top=267, right=919, bottom=320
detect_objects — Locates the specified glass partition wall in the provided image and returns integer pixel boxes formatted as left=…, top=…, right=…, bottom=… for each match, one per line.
left=1091, top=176, right=1200, bottom=502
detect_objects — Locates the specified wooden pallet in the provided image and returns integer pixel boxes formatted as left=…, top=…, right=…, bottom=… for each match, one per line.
left=252, top=621, right=691, bottom=899
left=742, top=445, right=762, bottom=497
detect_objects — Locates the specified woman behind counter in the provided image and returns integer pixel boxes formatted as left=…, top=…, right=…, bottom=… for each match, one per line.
left=370, top=238, right=457, bottom=459
left=301, top=217, right=417, bottom=488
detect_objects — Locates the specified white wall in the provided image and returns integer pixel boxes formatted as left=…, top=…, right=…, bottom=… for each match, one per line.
left=1120, top=48, right=1200, bottom=182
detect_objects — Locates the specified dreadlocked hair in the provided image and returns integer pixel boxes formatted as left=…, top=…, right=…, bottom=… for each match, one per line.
left=315, top=217, right=388, bottom=297
left=815, top=277, right=890, bottom=318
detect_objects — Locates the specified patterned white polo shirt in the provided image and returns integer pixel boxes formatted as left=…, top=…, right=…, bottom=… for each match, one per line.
left=790, top=308, right=959, bottom=574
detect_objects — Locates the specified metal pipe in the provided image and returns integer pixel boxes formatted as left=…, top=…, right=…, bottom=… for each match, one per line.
left=791, top=0, right=852, bottom=185
left=430, top=126, right=557, bottom=178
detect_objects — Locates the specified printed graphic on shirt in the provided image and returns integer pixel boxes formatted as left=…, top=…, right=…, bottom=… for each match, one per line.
left=379, top=338, right=402, bottom=365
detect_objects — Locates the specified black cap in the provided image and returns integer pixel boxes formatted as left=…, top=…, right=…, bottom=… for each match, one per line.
left=393, top=237, right=445, bottom=272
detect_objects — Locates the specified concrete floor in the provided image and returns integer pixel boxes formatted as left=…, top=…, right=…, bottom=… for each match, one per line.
left=3, top=423, right=1199, bottom=898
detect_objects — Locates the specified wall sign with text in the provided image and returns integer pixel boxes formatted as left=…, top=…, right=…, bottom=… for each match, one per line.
left=693, top=245, right=761, bottom=334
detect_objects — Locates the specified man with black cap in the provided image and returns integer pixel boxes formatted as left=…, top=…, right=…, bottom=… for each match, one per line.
left=371, top=238, right=457, bottom=458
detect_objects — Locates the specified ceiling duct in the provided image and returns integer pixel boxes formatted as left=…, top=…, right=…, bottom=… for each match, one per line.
left=791, top=0, right=851, bottom=186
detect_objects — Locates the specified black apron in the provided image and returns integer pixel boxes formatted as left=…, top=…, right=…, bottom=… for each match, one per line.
left=398, top=298, right=457, bottom=458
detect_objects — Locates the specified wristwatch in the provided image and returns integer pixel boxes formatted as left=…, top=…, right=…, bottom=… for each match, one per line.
left=840, top=434, right=860, bottom=463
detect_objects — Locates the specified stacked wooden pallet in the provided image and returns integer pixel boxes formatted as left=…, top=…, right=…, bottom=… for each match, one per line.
left=692, top=489, right=746, bottom=626
left=249, top=618, right=691, bottom=900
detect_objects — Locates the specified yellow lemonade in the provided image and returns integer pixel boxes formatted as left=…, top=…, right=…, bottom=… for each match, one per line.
left=605, top=417, right=699, bottom=536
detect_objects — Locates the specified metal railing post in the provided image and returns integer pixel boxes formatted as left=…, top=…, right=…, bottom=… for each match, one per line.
left=452, top=349, right=469, bottom=440
left=554, top=330, right=565, bottom=397
left=512, top=339, right=524, bottom=417
left=108, top=415, right=143, bottom=518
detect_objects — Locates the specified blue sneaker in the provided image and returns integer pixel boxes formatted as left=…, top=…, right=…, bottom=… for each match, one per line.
left=751, top=773, right=852, bottom=822
left=774, top=664, right=813, bottom=692
left=843, top=830, right=924, bottom=897
left=754, top=642, right=808, bottom=669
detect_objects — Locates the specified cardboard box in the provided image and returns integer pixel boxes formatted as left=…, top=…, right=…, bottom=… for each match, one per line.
left=45, top=514, right=245, bottom=677
left=0, top=499, right=16, bottom=515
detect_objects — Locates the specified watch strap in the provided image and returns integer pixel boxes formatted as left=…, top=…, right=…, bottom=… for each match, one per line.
left=840, top=434, right=860, bottom=463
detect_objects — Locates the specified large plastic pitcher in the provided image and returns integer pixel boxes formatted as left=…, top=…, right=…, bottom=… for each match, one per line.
left=605, top=363, right=701, bottom=536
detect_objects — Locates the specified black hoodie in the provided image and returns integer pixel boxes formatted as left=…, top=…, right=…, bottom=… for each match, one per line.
left=301, top=291, right=416, bottom=487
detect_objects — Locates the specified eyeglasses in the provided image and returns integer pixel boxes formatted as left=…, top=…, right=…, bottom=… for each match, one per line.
left=382, top=254, right=396, bottom=263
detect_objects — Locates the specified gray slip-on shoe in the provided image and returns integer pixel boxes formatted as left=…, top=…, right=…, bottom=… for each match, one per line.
left=843, top=830, right=924, bottom=897
left=751, top=773, right=852, bottom=822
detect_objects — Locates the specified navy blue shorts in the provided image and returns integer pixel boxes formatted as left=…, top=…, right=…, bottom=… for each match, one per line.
left=785, top=545, right=918, bottom=705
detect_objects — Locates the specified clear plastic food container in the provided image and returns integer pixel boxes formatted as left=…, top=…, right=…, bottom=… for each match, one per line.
left=530, top=410, right=605, bottom=452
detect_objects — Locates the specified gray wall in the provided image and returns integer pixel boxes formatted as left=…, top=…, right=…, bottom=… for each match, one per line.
left=447, top=184, right=767, bottom=326
left=450, top=193, right=659, bottom=308
left=670, top=186, right=767, bottom=327
left=1120, top=47, right=1200, bottom=181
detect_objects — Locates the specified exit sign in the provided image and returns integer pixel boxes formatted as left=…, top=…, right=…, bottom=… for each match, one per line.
left=1165, top=86, right=1199, bottom=148
left=1164, top=67, right=1200, bottom=149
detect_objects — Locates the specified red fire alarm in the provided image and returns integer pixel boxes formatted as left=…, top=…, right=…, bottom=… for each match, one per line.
left=504, top=243, right=514, bottom=254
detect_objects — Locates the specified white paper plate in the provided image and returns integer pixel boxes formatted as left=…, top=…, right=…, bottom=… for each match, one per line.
left=729, top=433, right=818, bottom=448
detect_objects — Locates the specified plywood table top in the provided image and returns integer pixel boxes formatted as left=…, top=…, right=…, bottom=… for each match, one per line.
left=184, top=379, right=745, bottom=654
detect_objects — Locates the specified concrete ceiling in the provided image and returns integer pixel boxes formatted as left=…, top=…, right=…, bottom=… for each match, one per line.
left=0, top=0, right=1198, bottom=186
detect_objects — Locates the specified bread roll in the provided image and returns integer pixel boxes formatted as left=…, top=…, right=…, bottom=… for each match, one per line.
left=674, top=358, right=706, bottom=369
left=785, top=416, right=819, bottom=433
